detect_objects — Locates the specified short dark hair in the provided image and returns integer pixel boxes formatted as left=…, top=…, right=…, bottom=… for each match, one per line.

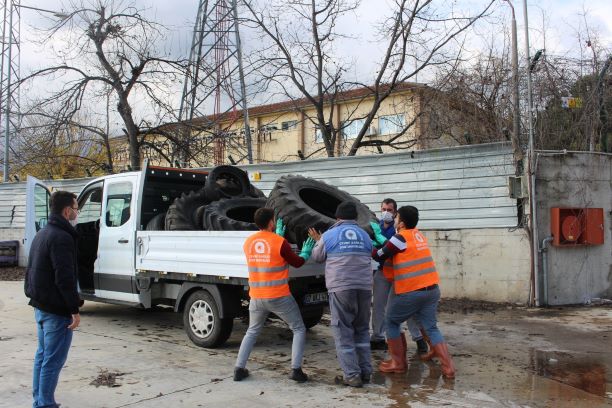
left=50, top=191, right=77, bottom=215
left=254, top=207, right=275, bottom=229
left=397, top=205, right=419, bottom=229
left=381, top=198, right=397, bottom=211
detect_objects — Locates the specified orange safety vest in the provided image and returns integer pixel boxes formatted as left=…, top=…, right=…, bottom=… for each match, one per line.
left=382, top=259, right=394, bottom=282
left=243, top=231, right=290, bottom=299
left=392, top=228, right=439, bottom=294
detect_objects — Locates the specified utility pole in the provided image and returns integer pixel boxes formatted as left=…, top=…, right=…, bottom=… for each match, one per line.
left=522, top=0, right=539, bottom=306
left=504, top=0, right=522, bottom=172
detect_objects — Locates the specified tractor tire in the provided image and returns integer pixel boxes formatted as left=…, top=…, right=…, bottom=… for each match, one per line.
left=165, top=188, right=211, bottom=231
left=248, top=184, right=266, bottom=198
left=203, top=197, right=266, bottom=231
left=204, top=165, right=251, bottom=201
left=145, top=213, right=166, bottom=231
left=265, top=175, right=376, bottom=246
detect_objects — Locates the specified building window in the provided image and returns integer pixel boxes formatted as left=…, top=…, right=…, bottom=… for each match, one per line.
left=315, top=128, right=323, bottom=143
left=342, top=118, right=366, bottom=140
left=379, top=114, right=406, bottom=135
left=282, top=120, right=298, bottom=131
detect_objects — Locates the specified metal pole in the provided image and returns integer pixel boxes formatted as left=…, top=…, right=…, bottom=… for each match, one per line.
left=503, top=1, right=521, bottom=170
left=522, top=0, right=539, bottom=306
left=231, top=0, right=252, bottom=164
left=510, top=5, right=521, bottom=167
left=3, top=1, right=13, bottom=182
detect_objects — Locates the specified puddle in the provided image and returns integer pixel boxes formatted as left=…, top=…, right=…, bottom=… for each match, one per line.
left=530, top=349, right=610, bottom=398
left=369, top=356, right=452, bottom=407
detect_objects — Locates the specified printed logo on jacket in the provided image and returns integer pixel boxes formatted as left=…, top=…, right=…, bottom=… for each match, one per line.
left=247, top=239, right=271, bottom=263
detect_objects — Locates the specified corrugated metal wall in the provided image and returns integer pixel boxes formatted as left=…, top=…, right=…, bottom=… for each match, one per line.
left=0, top=142, right=517, bottom=231
left=241, top=142, right=517, bottom=229
left=0, top=177, right=93, bottom=230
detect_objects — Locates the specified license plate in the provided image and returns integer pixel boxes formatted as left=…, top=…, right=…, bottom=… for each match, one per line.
left=303, top=292, right=328, bottom=305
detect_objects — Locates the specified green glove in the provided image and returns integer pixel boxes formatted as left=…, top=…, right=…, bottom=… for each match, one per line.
left=370, top=221, right=387, bottom=246
left=299, top=237, right=316, bottom=261
left=275, top=217, right=286, bottom=237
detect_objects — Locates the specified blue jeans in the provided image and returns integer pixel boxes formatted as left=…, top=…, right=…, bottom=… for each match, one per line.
left=33, top=308, right=73, bottom=408
left=371, top=268, right=423, bottom=342
left=329, top=289, right=372, bottom=380
left=385, top=287, right=444, bottom=346
left=236, top=295, right=306, bottom=369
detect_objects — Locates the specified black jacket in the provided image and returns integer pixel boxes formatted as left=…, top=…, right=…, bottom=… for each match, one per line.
left=24, top=214, right=80, bottom=317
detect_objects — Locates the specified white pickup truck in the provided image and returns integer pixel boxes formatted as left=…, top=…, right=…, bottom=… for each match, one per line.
left=24, top=162, right=327, bottom=348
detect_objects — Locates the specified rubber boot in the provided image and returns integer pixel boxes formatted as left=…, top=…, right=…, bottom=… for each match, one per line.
left=419, top=329, right=435, bottom=362
left=432, top=343, right=456, bottom=379
left=378, top=337, right=407, bottom=373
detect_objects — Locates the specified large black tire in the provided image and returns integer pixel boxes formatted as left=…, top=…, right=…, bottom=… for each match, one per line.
left=203, top=197, right=266, bottom=231
left=301, top=306, right=325, bottom=329
left=266, top=175, right=376, bottom=245
left=182, top=290, right=233, bottom=348
left=248, top=184, right=266, bottom=198
left=204, top=165, right=251, bottom=201
left=145, top=213, right=166, bottom=231
left=165, top=188, right=210, bottom=231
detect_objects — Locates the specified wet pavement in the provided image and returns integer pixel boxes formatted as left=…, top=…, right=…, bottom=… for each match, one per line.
left=0, top=281, right=611, bottom=407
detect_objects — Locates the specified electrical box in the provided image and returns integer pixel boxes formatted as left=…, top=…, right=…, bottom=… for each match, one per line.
left=550, top=208, right=604, bottom=247
left=508, top=176, right=528, bottom=199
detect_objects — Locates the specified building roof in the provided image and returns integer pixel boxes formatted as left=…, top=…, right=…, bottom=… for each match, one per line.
left=191, top=81, right=426, bottom=125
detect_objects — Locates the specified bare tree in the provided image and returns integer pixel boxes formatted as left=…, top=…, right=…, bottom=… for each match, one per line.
left=18, top=0, right=188, bottom=171
left=242, top=0, right=495, bottom=157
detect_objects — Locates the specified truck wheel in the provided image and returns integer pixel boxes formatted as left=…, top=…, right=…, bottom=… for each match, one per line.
left=203, top=197, right=266, bottom=231
left=204, top=165, right=251, bottom=201
left=183, top=290, right=233, bottom=348
left=145, top=213, right=166, bottom=231
left=301, top=307, right=324, bottom=329
left=165, top=188, right=210, bottom=231
left=265, top=175, right=376, bottom=245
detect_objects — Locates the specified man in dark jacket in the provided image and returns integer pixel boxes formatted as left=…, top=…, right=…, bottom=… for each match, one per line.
left=25, top=190, right=81, bottom=408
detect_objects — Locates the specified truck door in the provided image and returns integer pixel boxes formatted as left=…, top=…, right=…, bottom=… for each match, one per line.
left=95, top=175, right=139, bottom=303
left=24, top=176, right=51, bottom=262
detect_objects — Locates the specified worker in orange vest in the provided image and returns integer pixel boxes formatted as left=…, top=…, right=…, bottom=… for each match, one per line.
left=371, top=205, right=455, bottom=378
left=234, top=208, right=316, bottom=383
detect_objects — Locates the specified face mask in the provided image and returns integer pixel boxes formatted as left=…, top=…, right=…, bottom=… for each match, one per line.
left=381, top=211, right=394, bottom=223
left=70, top=215, right=78, bottom=227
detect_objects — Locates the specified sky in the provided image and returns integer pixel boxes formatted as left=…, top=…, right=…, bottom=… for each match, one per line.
left=14, top=0, right=612, bottom=132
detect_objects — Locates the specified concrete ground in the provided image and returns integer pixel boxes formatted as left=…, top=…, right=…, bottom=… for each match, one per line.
left=1, top=281, right=611, bottom=408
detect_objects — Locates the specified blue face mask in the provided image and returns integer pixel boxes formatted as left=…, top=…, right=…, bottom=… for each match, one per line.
left=381, top=211, right=394, bottom=223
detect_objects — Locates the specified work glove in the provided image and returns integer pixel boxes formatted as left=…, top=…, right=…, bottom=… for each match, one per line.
left=275, top=217, right=286, bottom=237
left=370, top=221, right=387, bottom=246
left=299, top=237, right=316, bottom=261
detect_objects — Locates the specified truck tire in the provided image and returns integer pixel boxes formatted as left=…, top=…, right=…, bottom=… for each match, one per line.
left=145, top=213, right=166, bottom=231
left=301, top=306, right=325, bottom=329
left=205, top=165, right=251, bottom=201
left=265, top=175, right=376, bottom=245
left=183, top=290, right=233, bottom=348
left=203, top=197, right=266, bottom=231
left=248, top=184, right=266, bottom=198
left=165, top=188, right=210, bottom=231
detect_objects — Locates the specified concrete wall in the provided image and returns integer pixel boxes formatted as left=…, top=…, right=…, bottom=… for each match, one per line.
left=425, top=229, right=531, bottom=303
left=535, top=152, right=612, bottom=305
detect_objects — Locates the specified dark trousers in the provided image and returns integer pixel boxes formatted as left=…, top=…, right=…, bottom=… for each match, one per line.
left=329, top=289, right=372, bottom=379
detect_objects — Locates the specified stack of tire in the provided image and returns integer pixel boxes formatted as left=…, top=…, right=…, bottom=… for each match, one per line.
left=145, top=165, right=267, bottom=232
left=145, top=166, right=376, bottom=241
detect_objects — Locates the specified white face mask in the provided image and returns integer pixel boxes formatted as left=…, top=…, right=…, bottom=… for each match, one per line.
left=70, top=216, right=78, bottom=227
left=381, top=211, right=394, bottom=223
